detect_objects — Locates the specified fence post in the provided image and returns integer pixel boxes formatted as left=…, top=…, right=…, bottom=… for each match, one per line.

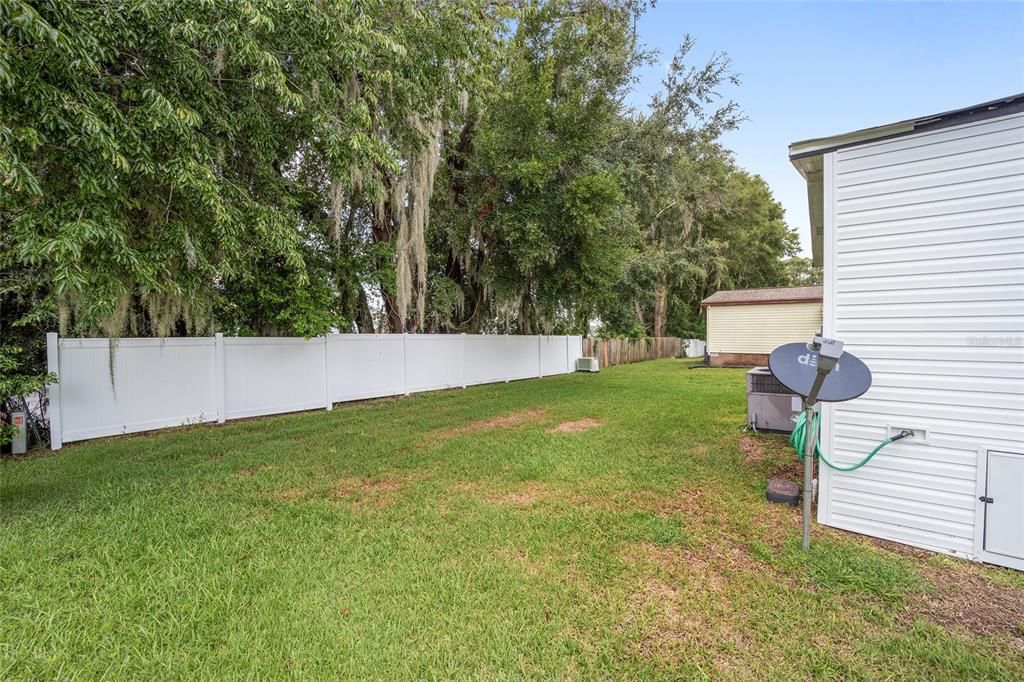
left=537, top=335, right=543, bottom=378
left=214, top=333, right=226, bottom=423
left=403, top=332, right=410, bottom=395
left=460, top=333, right=467, bottom=388
left=565, top=335, right=571, bottom=374
left=46, top=332, right=62, bottom=450
left=322, top=335, right=332, bottom=411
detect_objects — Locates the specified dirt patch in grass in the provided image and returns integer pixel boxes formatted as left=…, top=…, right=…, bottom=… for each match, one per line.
left=454, top=480, right=560, bottom=507
left=861, top=535, right=1024, bottom=650
left=627, top=535, right=772, bottom=588
left=276, top=487, right=306, bottom=502
left=738, top=436, right=764, bottom=462
left=625, top=556, right=755, bottom=671
left=910, top=564, right=1024, bottom=650
left=269, top=473, right=409, bottom=508
left=501, top=548, right=546, bottom=578
left=333, top=475, right=405, bottom=508
left=236, top=465, right=276, bottom=478
left=739, top=434, right=803, bottom=482
left=425, top=408, right=546, bottom=444
left=487, top=481, right=557, bottom=507
left=771, top=459, right=805, bottom=484
left=546, top=418, right=601, bottom=433
left=647, top=487, right=736, bottom=526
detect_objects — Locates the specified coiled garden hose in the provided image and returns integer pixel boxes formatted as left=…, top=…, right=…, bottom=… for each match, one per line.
left=790, top=411, right=912, bottom=472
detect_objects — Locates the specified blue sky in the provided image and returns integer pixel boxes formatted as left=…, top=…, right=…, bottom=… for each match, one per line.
left=628, top=1, right=1024, bottom=256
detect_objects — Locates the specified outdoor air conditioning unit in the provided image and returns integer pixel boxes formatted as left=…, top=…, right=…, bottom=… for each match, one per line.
left=576, top=357, right=599, bottom=372
left=747, top=367, right=801, bottom=433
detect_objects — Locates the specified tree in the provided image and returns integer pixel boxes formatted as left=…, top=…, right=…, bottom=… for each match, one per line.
left=593, top=35, right=801, bottom=340
left=1, top=0, right=499, bottom=340
left=2, top=0, right=801, bottom=350
left=423, top=0, right=648, bottom=334
left=599, top=37, right=742, bottom=337
left=783, top=257, right=823, bottom=286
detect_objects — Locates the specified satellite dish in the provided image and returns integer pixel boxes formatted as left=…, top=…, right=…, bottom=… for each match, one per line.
left=768, top=342, right=872, bottom=403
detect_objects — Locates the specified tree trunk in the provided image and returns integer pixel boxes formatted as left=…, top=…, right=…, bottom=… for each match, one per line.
left=355, top=286, right=376, bottom=334
left=653, top=278, right=668, bottom=338
left=633, top=300, right=646, bottom=331
left=368, top=174, right=402, bottom=332
left=380, top=285, right=403, bottom=333
left=446, top=117, right=475, bottom=208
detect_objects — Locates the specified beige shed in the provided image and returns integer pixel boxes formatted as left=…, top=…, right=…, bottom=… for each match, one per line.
left=700, top=286, right=823, bottom=366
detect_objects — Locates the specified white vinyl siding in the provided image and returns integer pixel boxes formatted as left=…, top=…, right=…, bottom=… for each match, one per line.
left=706, top=302, right=822, bottom=354
left=821, top=111, right=1024, bottom=562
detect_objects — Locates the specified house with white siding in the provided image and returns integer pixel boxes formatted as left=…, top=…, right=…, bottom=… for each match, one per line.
left=701, top=286, right=822, bottom=366
left=790, top=93, right=1024, bottom=570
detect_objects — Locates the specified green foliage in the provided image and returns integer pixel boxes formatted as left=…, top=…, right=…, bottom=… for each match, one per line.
left=1, top=0, right=497, bottom=338
left=2, top=0, right=802, bottom=343
left=784, top=256, right=824, bottom=285
left=0, top=344, right=53, bottom=445
left=427, top=0, right=646, bottom=333
left=595, top=36, right=801, bottom=339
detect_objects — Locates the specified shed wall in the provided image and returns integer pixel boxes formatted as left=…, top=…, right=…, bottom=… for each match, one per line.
left=706, top=302, right=822, bottom=355
left=821, top=111, right=1024, bottom=562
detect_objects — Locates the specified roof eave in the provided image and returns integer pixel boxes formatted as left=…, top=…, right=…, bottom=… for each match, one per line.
left=790, top=154, right=824, bottom=267
left=788, top=122, right=915, bottom=161
left=701, top=298, right=822, bottom=308
left=786, top=92, right=1024, bottom=270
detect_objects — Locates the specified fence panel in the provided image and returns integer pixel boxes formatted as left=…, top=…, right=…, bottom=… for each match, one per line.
left=581, top=336, right=687, bottom=368
left=223, top=337, right=326, bottom=419
left=49, top=333, right=584, bottom=448
left=405, top=334, right=462, bottom=393
left=56, top=338, right=218, bottom=442
left=327, top=334, right=404, bottom=402
left=463, top=335, right=507, bottom=385
left=506, top=335, right=540, bottom=380
left=540, top=336, right=569, bottom=376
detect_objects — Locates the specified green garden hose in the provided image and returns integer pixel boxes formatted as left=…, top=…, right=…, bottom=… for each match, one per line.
left=789, top=411, right=910, bottom=472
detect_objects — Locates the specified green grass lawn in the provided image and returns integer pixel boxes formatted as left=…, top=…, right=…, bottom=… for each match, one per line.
left=3, top=359, right=1023, bottom=679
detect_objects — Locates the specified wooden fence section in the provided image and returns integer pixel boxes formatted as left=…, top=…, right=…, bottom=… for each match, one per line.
left=582, top=337, right=683, bottom=368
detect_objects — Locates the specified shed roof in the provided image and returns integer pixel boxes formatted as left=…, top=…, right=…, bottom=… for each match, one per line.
left=700, top=285, right=822, bottom=307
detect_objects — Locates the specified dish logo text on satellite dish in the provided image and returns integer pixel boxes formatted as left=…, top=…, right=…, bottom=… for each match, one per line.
left=798, top=352, right=840, bottom=371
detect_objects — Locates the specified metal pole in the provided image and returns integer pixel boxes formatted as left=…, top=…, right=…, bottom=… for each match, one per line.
left=802, top=401, right=816, bottom=550
left=801, top=360, right=828, bottom=552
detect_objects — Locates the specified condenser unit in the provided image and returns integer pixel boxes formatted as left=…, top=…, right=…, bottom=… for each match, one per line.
left=576, top=357, right=599, bottom=372
left=747, top=367, right=801, bottom=433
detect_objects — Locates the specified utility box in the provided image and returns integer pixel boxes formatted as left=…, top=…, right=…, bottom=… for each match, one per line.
left=746, top=367, right=800, bottom=433
left=576, top=357, right=599, bottom=372
left=683, top=339, right=706, bottom=358
left=9, top=411, right=27, bottom=454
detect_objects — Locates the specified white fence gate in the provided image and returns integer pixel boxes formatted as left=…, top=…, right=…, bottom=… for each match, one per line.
left=45, top=333, right=584, bottom=449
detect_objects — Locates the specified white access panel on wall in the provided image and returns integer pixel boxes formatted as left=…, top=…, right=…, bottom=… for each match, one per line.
left=980, top=450, right=1024, bottom=569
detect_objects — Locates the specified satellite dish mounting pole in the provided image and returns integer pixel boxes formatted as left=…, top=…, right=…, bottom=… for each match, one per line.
left=799, top=337, right=844, bottom=550
left=769, top=336, right=871, bottom=552
left=801, top=398, right=818, bottom=551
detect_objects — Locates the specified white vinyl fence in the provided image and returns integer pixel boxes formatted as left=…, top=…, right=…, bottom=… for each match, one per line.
left=45, top=332, right=584, bottom=449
